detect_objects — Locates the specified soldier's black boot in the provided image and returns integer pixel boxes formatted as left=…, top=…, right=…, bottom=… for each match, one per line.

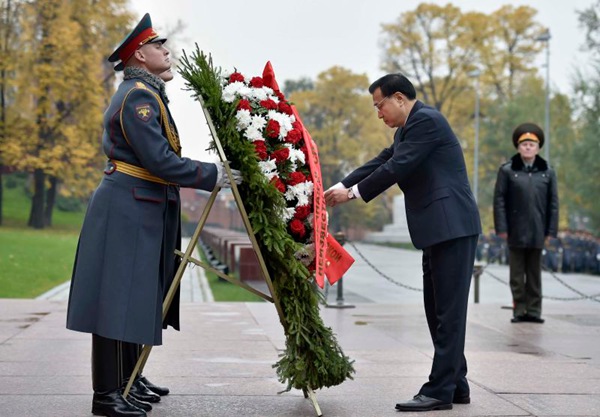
left=123, top=378, right=161, bottom=403
left=120, top=343, right=161, bottom=404
left=91, top=334, right=146, bottom=416
left=140, top=375, right=170, bottom=396
left=92, top=390, right=146, bottom=417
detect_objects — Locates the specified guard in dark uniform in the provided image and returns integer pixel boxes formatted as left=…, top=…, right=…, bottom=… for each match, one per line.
left=493, top=123, right=559, bottom=324
left=66, top=13, right=241, bottom=417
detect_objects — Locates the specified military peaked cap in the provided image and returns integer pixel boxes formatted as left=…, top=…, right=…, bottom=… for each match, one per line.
left=512, top=122, right=545, bottom=148
left=108, top=13, right=167, bottom=72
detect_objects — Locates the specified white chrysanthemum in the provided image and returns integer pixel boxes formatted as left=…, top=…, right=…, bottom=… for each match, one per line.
left=283, top=145, right=306, bottom=171
left=222, top=81, right=245, bottom=103
left=243, top=115, right=267, bottom=141
left=268, top=94, right=280, bottom=104
left=222, top=68, right=233, bottom=78
left=258, top=159, right=278, bottom=180
left=235, top=109, right=252, bottom=131
left=244, top=126, right=263, bottom=141
left=248, top=87, right=268, bottom=102
left=285, top=181, right=314, bottom=206
left=250, top=115, right=267, bottom=130
left=282, top=207, right=296, bottom=222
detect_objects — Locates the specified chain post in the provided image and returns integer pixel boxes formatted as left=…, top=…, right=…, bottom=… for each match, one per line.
left=472, top=263, right=483, bottom=303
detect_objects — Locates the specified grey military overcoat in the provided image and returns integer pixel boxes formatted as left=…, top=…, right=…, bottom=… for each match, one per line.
left=67, top=77, right=217, bottom=345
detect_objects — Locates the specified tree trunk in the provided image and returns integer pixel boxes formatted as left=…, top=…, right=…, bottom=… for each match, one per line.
left=44, top=175, right=57, bottom=227
left=28, top=169, right=45, bottom=229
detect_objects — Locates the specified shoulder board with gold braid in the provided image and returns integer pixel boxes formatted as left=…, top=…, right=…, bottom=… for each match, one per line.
left=119, top=81, right=181, bottom=156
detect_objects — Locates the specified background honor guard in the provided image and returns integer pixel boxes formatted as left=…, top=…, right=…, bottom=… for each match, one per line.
left=493, top=123, right=559, bottom=324
left=66, top=13, right=241, bottom=417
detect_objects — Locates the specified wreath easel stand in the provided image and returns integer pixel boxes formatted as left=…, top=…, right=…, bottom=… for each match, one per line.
left=123, top=97, right=323, bottom=417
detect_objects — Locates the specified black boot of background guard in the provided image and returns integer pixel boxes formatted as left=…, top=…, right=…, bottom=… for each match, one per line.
left=92, top=390, right=147, bottom=417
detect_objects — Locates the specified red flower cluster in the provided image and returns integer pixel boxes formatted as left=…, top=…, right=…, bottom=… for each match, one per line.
left=225, top=71, right=316, bottom=268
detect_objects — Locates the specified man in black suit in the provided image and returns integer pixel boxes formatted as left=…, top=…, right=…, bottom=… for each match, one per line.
left=325, top=73, right=481, bottom=412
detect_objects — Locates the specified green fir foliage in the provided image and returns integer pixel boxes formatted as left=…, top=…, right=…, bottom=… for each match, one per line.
left=179, top=47, right=354, bottom=392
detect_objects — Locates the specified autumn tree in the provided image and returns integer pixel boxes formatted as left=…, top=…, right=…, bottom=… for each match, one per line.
left=569, top=0, right=600, bottom=231
left=378, top=3, right=566, bottom=233
left=289, top=67, right=394, bottom=234
left=380, top=3, right=545, bottom=115
left=0, top=0, right=22, bottom=226
left=2, top=0, right=131, bottom=228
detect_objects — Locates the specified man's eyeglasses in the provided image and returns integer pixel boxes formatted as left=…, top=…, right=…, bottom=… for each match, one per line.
left=373, top=96, right=390, bottom=112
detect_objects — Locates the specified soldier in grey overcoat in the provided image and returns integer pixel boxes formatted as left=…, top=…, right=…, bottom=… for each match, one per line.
left=66, top=14, right=241, bottom=417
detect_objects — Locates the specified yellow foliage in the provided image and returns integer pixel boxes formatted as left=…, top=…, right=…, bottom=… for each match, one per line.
left=1, top=0, right=132, bottom=199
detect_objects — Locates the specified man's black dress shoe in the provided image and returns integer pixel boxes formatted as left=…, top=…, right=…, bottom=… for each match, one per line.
left=511, top=315, right=527, bottom=323
left=92, top=390, right=146, bottom=417
left=395, top=394, right=452, bottom=411
left=452, top=392, right=471, bottom=404
left=126, top=379, right=161, bottom=403
left=523, top=314, right=545, bottom=323
left=140, top=375, right=170, bottom=396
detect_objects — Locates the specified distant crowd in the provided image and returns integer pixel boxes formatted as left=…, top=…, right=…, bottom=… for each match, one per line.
left=477, top=231, right=600, bottom=275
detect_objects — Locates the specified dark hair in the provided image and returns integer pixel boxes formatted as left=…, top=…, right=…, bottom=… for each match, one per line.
left=368, top=73, right=416, bottom=99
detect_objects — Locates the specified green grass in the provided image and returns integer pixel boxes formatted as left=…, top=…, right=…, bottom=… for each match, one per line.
left=0, top=180, right=263, bottom=301
left=198, top=247, right=263, bottom=302
left=2, top=185, right=84, bottom=231
left=0, top=227, right=79, bottom=298
left=0, top=181, right=83, bottom=297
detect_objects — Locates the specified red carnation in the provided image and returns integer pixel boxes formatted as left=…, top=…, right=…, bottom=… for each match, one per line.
left=289, top=219, right=306, bottom=239
left=249, top=76, right=264, bottom=88
left=229, top=72, right=245, bottom=83
left=285, top=128, right=303, bottom=145
left=278, top=101, right=293, bottom=115
left=237, top=99, right=251, bottom=111
left=253, top=141, right=268, bottom=160
left=270, top=176, right=286, bottom=193
left=292, top=120, right=302, bottom=130
left=294, top=205, right=311, bottom=220
left=259, top=99, right=278, bottom=110
left=286, top=171, right=306, bottom=186
left=271, top=147, right=290, bottom=164
left=266, top=119, right=280, bottom=138
left=308, top=259, right=316, bottom=272
left=276, top=90, right=286, bottom=101
left=300, top=145, right=309, bottom=160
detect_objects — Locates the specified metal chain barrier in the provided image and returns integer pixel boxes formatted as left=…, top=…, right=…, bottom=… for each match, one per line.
left=477, top=262, right=600, bottom=302
left=348, top=241, right=600, bottom=302
left=346, top=241, right=423, bottom=292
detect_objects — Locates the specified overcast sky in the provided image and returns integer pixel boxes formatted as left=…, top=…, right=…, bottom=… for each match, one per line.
left=128, top=0, right=594, bottom=161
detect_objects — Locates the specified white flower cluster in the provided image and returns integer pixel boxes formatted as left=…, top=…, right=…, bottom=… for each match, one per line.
left=285, top=181, right=314, bottom=207
left=221, top=70, right=316, bottom=269
left=258, top=159, right=278, bottom=180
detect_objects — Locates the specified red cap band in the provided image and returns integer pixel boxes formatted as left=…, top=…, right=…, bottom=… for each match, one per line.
left=118, top=27, right=158, bottom=65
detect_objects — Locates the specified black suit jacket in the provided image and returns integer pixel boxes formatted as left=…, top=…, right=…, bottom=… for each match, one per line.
left=341, top=100, right=481, bottom=249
